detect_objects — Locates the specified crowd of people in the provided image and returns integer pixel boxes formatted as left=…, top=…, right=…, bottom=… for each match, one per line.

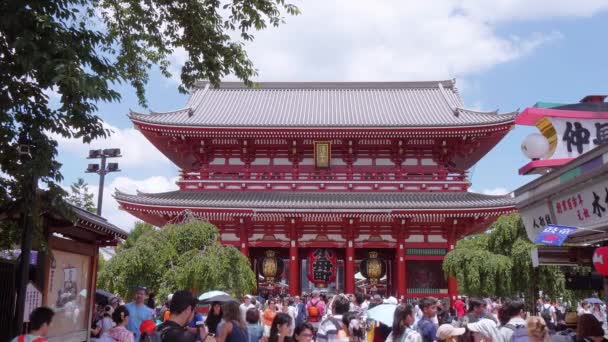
left=12, top=288, right=608, bottom=342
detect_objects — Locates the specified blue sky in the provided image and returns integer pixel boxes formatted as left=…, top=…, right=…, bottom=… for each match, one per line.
left=52, top=1, right=608, bottom=230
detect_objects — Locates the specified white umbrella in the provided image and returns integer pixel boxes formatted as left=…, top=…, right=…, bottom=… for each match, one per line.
left=198, top=290, right=229, bottom=301
left=367, top=303, right=397, bottom=327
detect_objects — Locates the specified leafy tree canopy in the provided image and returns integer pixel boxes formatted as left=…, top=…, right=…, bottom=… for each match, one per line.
left=0, top=0, right=298, bottom=245
left=66, top=178, right=96, bottom=213
left=98, top=219, right=256, bottom=300
left=443, top=214, right=569, bottom=302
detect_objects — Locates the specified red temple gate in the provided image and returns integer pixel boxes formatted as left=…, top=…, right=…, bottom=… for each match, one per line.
left=115, top=81, right=516, bottom=300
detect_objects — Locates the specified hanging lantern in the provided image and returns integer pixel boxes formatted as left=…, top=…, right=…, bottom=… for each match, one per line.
left=360, top=251, right=386, bottom=285
left=258, top=250, right=284, bottom=282
left=307, top=248, right=337, bottom=288
left=593, top=247, right=608, bottom=276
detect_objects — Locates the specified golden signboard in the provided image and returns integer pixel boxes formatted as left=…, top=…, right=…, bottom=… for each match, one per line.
left=314, top=141, right=331, bottom=168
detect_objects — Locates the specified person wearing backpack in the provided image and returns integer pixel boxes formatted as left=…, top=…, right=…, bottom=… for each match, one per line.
left=306, top=291, right=326, bottom=331
left=499, top=299, right=527, bottom=342
left=11, top=307, right=54, bottom=342
left=316, top=294, right=350, bottom=342
left=541, top=298, right=557, bottom=325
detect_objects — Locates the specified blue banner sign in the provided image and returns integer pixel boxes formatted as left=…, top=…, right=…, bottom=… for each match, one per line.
left=534, top=224, right=577, bottom=246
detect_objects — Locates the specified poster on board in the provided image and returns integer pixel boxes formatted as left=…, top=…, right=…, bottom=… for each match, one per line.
left=45, top=249, right=90, bottom=337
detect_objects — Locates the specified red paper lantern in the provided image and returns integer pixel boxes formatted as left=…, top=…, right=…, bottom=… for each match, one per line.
left=593, top=247, right=608, bottom=276
left=307, top=248, right=337, bottom=287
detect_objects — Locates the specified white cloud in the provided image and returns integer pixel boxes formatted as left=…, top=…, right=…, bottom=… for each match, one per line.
left=160, top=0, right=606, bottom=91
left=53, top=122, right=172, bottom=168
left=84, top=175, right=179, bottom=231
left=456, top=0, right=608, bottom=22
left=480, top=187, right=511, bottom=196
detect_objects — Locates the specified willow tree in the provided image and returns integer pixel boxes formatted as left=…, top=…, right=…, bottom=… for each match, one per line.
left=98, top=219, right=256, bottom=300
left=443, top=214, right=566, bottom=303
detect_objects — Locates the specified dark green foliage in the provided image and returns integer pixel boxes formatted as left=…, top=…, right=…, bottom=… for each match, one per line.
left=443, top=214, right=566, bottom=301
left=0, top=0, right=298, bottom=246
left=98, top=219, right=256, bottom=300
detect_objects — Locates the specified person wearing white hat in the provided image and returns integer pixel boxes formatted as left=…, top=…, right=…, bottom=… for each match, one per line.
left=436, top=324, right=466, bottom=342
left=467, top=318, right=501, bottom=342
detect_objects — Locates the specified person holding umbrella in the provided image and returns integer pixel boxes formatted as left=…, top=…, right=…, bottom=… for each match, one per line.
left=386, top=304, right=421, bottom=342
left=206, top=302, right=224, bottom=336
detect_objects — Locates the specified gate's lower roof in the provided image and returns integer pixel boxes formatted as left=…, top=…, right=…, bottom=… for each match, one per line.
left=114, top=190, right=514, bottom=210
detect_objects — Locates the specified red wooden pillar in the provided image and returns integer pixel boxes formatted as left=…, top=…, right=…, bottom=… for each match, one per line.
left=395, top=219, right=407, bottom=301
left=289, top=219, right=300, bottom=296
left=345, top=219, right=355, bottom=294
left=397, top=241, right=406, bottom=301
left=239, top=218, right=249, bottom=257
left=345, top=240, right=355, bottom=294
left=447, top=233, right=458, bottom=303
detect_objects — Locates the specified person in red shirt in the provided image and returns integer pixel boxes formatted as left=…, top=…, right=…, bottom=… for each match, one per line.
left=453, top=296, right=466, bottom=318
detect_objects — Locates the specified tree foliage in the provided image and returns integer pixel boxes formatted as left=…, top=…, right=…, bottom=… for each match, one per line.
left=66, top=178, right=96, bottom=213
left=443, top=214, right=567, bottom=302
left=98, top=219, right=256, bottom=300
left=0, top=0, right=298, bottom=246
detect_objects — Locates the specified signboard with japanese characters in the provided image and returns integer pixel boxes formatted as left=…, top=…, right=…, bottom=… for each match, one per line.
left=549, top=118, right=608, bottom=159
left=552, top=177, right=608, bottom=229
left=520, top=202, right=553, bottom=241
left=307, top=248, right=337, bottom=287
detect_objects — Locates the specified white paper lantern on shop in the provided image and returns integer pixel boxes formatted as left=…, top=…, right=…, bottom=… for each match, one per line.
left=521, top=133, right=550, bottom=160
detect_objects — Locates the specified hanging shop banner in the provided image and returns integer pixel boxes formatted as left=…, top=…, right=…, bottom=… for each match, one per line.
left=307, top=248, right=336, bottom=287
left=534, top=224, right=577, bottom=246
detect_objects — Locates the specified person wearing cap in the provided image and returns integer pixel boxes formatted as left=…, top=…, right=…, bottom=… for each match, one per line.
left=436, top=324, right=465, bottom=342
left=467, top=318, right=501, bottom=342
left=139, top=320, right=156, bottom=341
left=156, top=290, right=208, bottom=342
left=125, top=286, right=154, bottom=341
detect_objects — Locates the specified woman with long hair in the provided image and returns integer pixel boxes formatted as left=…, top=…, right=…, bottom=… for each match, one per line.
left=387, top=304, right=421, bottom=342
left=107, top=305, right=134, bottom=342
left=217, top=301, right=248, bottom=342
left=293, top=322, right=314, bottom=342
left=205, top=302, right=223, bottom=336
left=269, top=312, right=293, bottom=342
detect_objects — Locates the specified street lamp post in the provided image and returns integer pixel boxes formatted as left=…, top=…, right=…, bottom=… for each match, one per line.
left=86, top=149, right=121, bottom=215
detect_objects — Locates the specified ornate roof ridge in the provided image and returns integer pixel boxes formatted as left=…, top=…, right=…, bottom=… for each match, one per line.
left=193, top=80, right=456, bottom=90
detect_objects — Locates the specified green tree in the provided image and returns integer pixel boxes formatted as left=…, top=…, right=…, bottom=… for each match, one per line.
left=98, top=219, right=255, bottom=300
left=0, top=0, right=298, bottom=249
left=66, top=178, right=96, bottom=213
left=443, top=214, right=567, bottom=305
left=117, top=221, right=156, bottom=251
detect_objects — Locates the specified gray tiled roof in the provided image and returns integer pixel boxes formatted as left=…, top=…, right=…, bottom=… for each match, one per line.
left=70, top=204, right=128, bottom=239
left=129, top=81, right=516, bottom=127
left=114, top=190, right=514, bottom=210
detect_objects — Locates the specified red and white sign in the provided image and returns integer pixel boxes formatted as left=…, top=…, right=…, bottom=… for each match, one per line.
left=593, top=247, right=608, bottom=276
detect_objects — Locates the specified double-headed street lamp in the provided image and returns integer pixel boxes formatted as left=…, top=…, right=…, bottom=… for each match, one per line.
left=86, top=148, right=121, bottom=215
